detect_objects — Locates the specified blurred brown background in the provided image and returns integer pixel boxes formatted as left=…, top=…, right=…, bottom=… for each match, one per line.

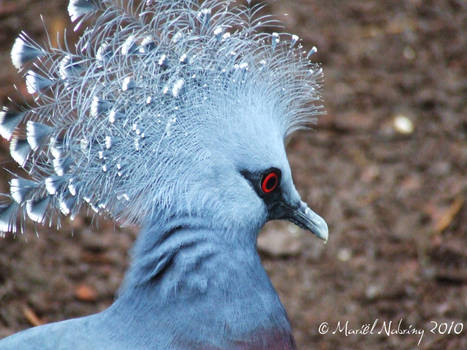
left=0, top=0, right=465, bottom=349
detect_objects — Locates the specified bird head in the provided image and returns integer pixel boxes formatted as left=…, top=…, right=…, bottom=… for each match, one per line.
left=1, top=0, right=327, bottom=244
left=167, top=75, right=328, bottom=243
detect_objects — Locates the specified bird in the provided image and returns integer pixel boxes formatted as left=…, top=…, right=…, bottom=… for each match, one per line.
left=0, top=0, right=328, bottom=349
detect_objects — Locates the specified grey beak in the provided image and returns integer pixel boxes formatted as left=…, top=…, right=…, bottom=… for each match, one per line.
left=288, top=201, right=328, bottom=242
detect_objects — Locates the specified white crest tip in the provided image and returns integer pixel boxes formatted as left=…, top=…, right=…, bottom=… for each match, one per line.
left=26, top=197, right=50, bottom=224
left=11, top=34, right=44, bottom=69
left=25, top=70, right=52, bottom=94
left=68, top=0, right=99, bottom=23
left=0, top=108, right=25, bottom=140
left=26, top=121, right=53, bottom=151
left=10, top=137, right=31, bottom=167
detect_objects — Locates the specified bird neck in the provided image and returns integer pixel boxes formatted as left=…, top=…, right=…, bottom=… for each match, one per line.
left=111, top=214, right=295, bottom=349
left=121, top=214, right=260, bottom=292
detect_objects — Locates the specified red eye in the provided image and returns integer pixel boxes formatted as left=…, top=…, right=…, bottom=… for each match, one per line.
left=261, top=171, right=279, bottom=193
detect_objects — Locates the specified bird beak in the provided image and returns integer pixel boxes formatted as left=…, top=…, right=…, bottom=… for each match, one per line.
left=285, top=201, right=329, bottom=242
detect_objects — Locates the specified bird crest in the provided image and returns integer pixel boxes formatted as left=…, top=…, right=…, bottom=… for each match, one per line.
left=0, top=0, right=324, bottom=236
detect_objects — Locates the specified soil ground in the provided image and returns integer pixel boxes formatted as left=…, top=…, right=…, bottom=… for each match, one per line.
left=0, top=1, right=465, bottom=349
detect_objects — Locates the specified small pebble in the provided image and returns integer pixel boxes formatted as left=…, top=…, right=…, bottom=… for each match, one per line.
left=337, top=248, right=352, bottom=262
left=393, top=114, right=414, bottom=134
left=258, top=224, right=303, bottom=257
left=75, top=284, right=98, bottom=302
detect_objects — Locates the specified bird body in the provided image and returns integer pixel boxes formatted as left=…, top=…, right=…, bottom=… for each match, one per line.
left=2, top=220, right=295, bottom=350
left=0, top=0, right=327, bottom=348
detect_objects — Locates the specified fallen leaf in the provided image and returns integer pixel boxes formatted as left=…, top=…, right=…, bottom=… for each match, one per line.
left=22, top=306, right=44, bottom=327
left=434, top=195, right=464, bottom=234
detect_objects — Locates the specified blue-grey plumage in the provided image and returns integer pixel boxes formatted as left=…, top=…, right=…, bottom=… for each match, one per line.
left=2, top=218, right=298, bottom=350
left=0, top=0, right=328, bottom=348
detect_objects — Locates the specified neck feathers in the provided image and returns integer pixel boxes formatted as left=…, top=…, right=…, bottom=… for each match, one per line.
left=113, top=216, right=295, bottom=349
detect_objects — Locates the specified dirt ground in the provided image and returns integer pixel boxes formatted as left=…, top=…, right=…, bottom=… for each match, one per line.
left=0, top=1, right=465, bottom=349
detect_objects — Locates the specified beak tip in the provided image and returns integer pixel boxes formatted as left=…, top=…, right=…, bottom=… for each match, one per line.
left=316, top=220, right=329, bottom=243
left=287, top=200, right=329, bottom=243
